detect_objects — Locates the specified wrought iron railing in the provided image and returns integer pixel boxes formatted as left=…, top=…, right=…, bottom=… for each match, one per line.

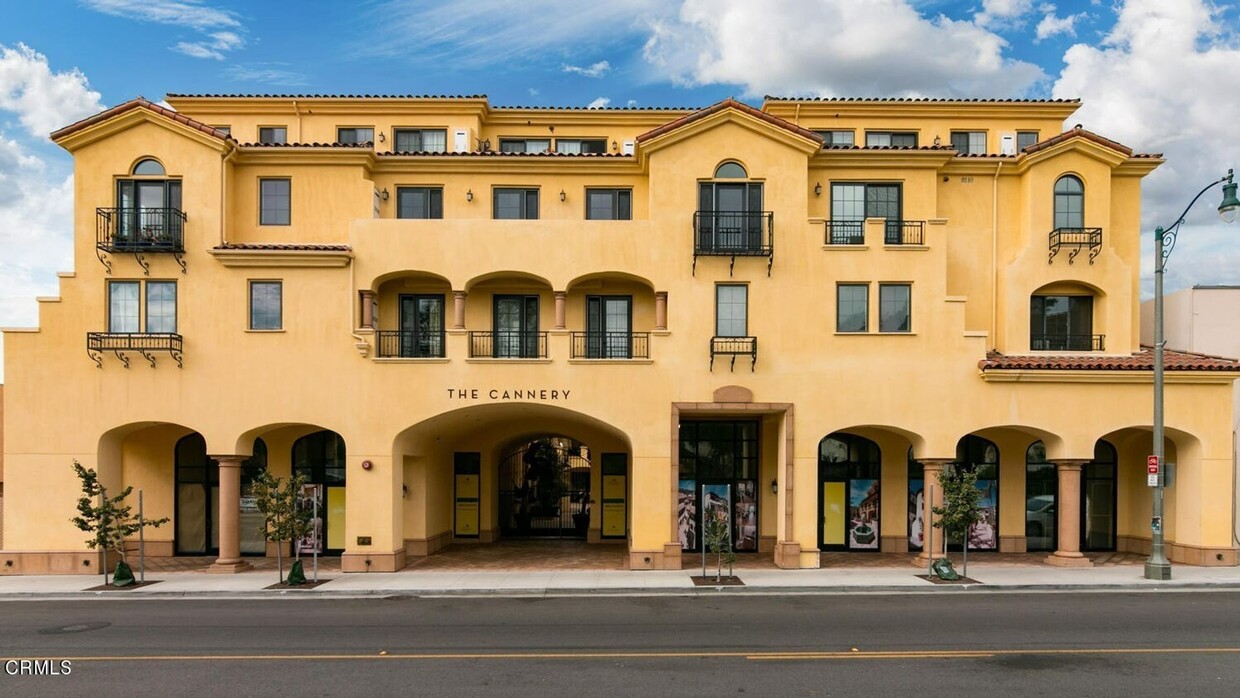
left=375, top=329, right=446, bottom=358
left=710, top=335, right=757, bottom=372
left=693, top=211, right=774, bottom=255
left=570, top=332, right=650, bottom=359
left=1030, top=334, right=1105, bottom=351
left=1048, top=227, right=1103, bottom=264
left=825, top=220, right=864, bottom=245
left=885, top=220, right=925, bottom=245
left=96, top=208, right=186, bottom=251
left=87, top=332, right=183, bottom=368
left=469, top=330, right=548, bottom=358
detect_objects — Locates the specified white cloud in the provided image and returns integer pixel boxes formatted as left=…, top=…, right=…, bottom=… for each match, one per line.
left=224, top=63, right=309, bottom=86
left=1053, top=0, right=1240, bottom=294
left=626, top=99, right=639, bottom=108
left=976, top=0, right=1035, bottom=27
left=82, top=0, right=245, bottom=60
left=642, top=0, right=1045, bottom=98
left=564, top=61, right=611, bottom=78
left=0, top=44, right=104, bottom=138
left=1035, top=8, right=1084, bottom=41
left=587, top=97, right=611, bottom=109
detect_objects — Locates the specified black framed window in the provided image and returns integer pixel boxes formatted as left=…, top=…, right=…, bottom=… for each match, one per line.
left=336, top=127, right=374, bottom=145
left=836, top=284, right=868, bottom=333
left=108, top=281, right=140, bottom=333
left=1016, top=131, right=1039, bottom=151
left=819, top=433, right=882, bottom=551
left=952, top=435, right=999, bottom=551
left=493, top=294, right=540, bottom=358
left=815, top=130, right=854, bottom=147
left=715, top=284, right=747, bottom=337
left=1030, top=295, right=1093, bottom=350
left=865, top=131, right=917, bottom=147
left=554, top=138, right=607, bottom=154
left=1083, top=440, right=1117, bottom=551
left=586, top=188, right=632, bottom=220
left=493, top=188, right=539, bottom=219
left=678, top=420, right=760, bottom=552
left=398, top=294, right=445, bottom=357
left=499, top=138, right=550, bottom=153
left=146, top=281, right=177, bottom=333
left=1054, top=175, right=1084, bottom=229
left=258, top=127, right=287, bottom=144
left=585, top=295, right=632, bottom=358
left=108, top=280, right=176, bottom=333
left=249, top=281, right=283, bottom=330
left=213, top=125, right=231, bottom=136
left=396, top=187, right=444, bottom=219
left=393, top=129, right=447, bottom=153
left=879, top=283, right=910, bottom=333
left=831, top=183, right=902, bottom=223
left=116, top=176, right=182, bottom=243
left=1025, top=440, right=1056, bottom=552
left=950, top=131, right=986, bottom=154
left=259, top=178, right=290, bottom=225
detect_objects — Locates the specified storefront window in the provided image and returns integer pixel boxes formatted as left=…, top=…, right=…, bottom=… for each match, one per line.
left=678, top=420, right=759, bottom=552
left=818, top=433, right=881, bottom=551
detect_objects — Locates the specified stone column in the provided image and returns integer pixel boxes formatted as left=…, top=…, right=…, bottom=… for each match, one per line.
left=554, top=291, right=567, bottom=330
left=655, top=292, right=668, bottom=331
left=1047, top=460, right=1093, bottom=567
left=359, top=290, right=375, bottom=329
left=208, top=456, right=250, bottom=573
left=452, top=291, right=467, bottom=329
left=916, top=459, right=952, bottom=561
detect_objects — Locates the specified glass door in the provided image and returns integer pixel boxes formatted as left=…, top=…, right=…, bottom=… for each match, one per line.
left=586, top=296, right=631, bottom=358
left=399, top=294, right=444, bottom=357
left=494, top=295, right=539, bottom=357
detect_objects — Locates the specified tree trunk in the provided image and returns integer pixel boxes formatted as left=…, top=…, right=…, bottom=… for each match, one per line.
left=963, top=523, right=969, bottom=578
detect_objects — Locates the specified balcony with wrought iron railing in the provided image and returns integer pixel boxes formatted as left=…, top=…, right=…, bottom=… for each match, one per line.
left=1048, top=227, right=1102, bottom=264
left=1030, top=334, right=1105, bottom=352
left=375, top=329, right=446, bottom=358
left=468, top=330, right=549, bottom=359
left=96, top=207, right=187, bottom=274
left=710, top=335, right=757, bottom=372
left=693, top=211, right=774, bottom=275
left=569, top=332, right=650, bottom=359
left=825, top=219, right=925, bottom=245
left=87, top=331, right=183, bottom=368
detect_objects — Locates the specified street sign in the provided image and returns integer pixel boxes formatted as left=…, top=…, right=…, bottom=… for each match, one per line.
left=1147, top=455, right=1159, bottom=473
left=1148, top=473, right=1159, bottom=487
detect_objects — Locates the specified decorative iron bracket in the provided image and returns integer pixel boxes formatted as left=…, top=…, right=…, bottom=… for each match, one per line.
left=96, top=248, right=112, bottom=275
left=88, top=348, right=103, bottom=369
left=133, top=251, right=150, bottom=276
left=112, top=350, right=130, bottom=369
left=174, top=252, right=187, bottom=274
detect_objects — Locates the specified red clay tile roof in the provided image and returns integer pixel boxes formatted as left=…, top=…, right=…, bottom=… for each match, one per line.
left=377, top=150, right=630, bottom=157
left=50, top=97, right=233, bottom=142
left=636, top=99, right=824, bottom=144
left=1021, top=125, right=1141, bottom=157
left=764, top=96, right=1081, bottom=104
left=214, top=243, right=351, bottom=252
left=166, top=93, right=488, bottom=99
left=237, top=142, right=375, bottom=148
left=978, top=349, right=1240, bottom=372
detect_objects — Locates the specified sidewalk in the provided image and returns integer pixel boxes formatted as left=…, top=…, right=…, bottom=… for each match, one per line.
left=2, top=561, right=1240, bottom=599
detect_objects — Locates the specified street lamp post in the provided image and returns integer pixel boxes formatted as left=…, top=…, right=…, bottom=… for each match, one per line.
left=1146, top=168, right=1240, bottom=581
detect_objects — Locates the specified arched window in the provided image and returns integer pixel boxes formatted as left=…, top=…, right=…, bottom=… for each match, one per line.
left=292, top=430, right=347, bottom=553
left=954, top=435, right=999, bottom=550
left=1083, top=440, right=1117, bottom=551
left=1025, top=440, right=1056, bottom=551
left=699, top=161, right=763, bottom=252
left=132, top=158, right=166, bottom=176
left=818, top=433, right=881, bottom=551
left=1054, top=175, right=1084, bottom=229
left=714, top=161, right=747, bottom=178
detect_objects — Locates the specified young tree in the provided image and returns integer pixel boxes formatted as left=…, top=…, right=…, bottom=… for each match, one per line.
left=250, top=470, right=314, bottom=584
left=70, top=460, right=168, bottom=586
left=702, top=507, right=736, bottom=582
left=932, top=466, right=984, bottom=578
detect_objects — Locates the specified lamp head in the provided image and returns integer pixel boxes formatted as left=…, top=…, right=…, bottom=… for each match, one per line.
left=1218, top=169, right=1239, bottom=224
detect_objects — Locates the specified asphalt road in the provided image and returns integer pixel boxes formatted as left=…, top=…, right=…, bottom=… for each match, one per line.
left=2, top=591, right=1239, bottom=696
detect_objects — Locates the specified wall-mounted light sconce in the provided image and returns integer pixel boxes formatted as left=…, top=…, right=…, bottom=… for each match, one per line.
left=559, top=189, right=566, bottom=202
left=378, top=132, right=386, bottom=143
left=466, top=189, right=474, bottom=202
left=402, top=484, right=409, bottom=499
left=814, top=182, right=822, bottom=197
left=379, top=188, right=390, bottom=201
left=612, top=140, right=619, bottom=151
left=933, top=135, right=941, bottom=146
left=362, top=459, right=374, bottom=471
left=943, top=175, right=950, bottom=182
left=770, top=479, right=778, bottom=494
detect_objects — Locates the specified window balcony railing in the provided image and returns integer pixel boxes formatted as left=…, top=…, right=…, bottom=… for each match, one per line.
left=375, top=329, right=446, bottom=358
left=469, top=330, right=548, bottom=358
left=1048, top=227, right=1102, bottom=264
left=693, top=211, right=774, bottom=276
left=1030, top=334, right=1105, bottom=352
left=825, top=220, right=864, bottom=245
left=96, top=207, right=187, bottom=274
left=87, top=331, right=183, bottom=368
left=710, top=335, right=757, bottom=372
left=825, top=219, right=925, bottom=245
left=570, top=332, right=650, bottom=359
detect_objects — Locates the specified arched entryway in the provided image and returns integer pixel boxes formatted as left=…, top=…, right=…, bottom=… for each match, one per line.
left=817, top=433, right=881, bottom=551
left=291, top=430, right=347, bottom=555
left=1025, top=438, right=1117, bottom=553
left=174, top=434, right=267, bottom=556
left=497, top=437, right=591, bottom=538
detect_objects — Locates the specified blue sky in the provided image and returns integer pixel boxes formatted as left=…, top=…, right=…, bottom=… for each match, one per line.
left=2, top=0, right=1239, bottom=379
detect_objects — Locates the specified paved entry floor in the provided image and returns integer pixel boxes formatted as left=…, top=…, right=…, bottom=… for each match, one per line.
left=819, top=551, right=1145, bottom=568
left=402, top=540, right=629, bottom=571
left=137, top=556, right=342, bottom=573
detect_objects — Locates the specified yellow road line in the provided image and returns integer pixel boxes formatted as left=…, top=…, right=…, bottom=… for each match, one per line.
left=7, top=647, right=1240, bottom=663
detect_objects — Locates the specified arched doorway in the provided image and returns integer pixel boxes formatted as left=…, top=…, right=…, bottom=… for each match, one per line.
left=175, top=434, right=266, bottom=555
left=497, top=437, right=590, bottom=539
left=818, top=433, right=881, bottom=551
left=1024, top=439, right=1117, bottom=553
left=292, top=430, right=347, bottom=554
left=1025, top=441, right=1056, bottom=551
left=955, top=435, right=999, bottom=551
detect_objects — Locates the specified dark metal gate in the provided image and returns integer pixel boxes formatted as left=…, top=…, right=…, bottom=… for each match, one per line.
left=498, top=439, right=590, bottom=539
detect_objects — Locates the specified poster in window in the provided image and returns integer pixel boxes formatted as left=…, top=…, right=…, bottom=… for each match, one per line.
left=968, top=480, right=998, bottom=550
left=678, top=480, right=696, bottom=550
left=849, top=479, right=880, bottom=549
left=734, top=481, right=757, bottom=551
left=908, top=478, right=925, bottom=551
left=296, top=484, right=323, bottom=555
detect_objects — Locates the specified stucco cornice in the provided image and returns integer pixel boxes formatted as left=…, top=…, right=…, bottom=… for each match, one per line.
left=978, top=370, right=1238, bottom=384
left=54, top=109, right=232, bottom=154
left=209, top=248, right=353, bottom=268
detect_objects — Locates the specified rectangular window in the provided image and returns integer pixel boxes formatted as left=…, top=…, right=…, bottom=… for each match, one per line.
left=108, top=281, right=140, bottom=333
left=146, top=281, right=178, bottom=333
left=837, top=284, right=869, bottom=333
left=950, top=131, right=987, bottom=155
left=1031, top=295, right=1095, bottom=350
left=499, top=138, right=550, bottom=153
left=258, top=127, right=287, bottom=144
left=554, top=138, right=607, bottom=154
left=865, top=131, right=917, bottom=147
left=715, top=284, right=748, bottom=337
left=396, top=187, right=444, bottom=219
left=249, top=281, right=283, bottom=331
left=214, top=125, right=231, bottom=136
left=493, top=188, right=539, bottom=220
left=399, top=294, right=445, bottom=357
left=585, top=295, right=632, bottom=358
left=259, top=178, right=291, bottom=225
left=1016, top=131, right=1039, bottom=151
left=336, top=127, right=374, bottom=145
left=831, top=183, right=902, bottom=221
left=879, top=284, right=911, bottom=333
left=393, top=128, right=447, bottom=153
left=585, top=188, right=632, bottom=220
left=815, top=130, right=855, bottom=147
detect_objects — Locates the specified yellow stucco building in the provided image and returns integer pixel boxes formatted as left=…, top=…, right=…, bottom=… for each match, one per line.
left=2, top=93, right=1237, bottom=575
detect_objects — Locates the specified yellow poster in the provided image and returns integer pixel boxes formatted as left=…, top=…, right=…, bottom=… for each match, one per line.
left=602, top=475, right=626, bottom=537
left=456, top=474, right=480, bottom=536
left=822, top=482, right=845, bottom=546
left=327, top=486, right=346, bottom=551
